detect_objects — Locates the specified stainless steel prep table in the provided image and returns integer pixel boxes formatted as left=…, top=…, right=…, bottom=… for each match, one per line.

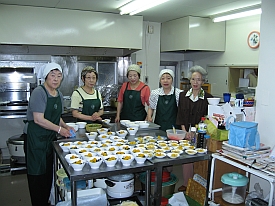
left=150, top=151, right=212, bottom=206
left=53, top=127, right=157, bottom=206
left=54, top=126, right=212, bottom=206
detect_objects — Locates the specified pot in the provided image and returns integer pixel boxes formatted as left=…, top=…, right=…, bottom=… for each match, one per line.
left=105, top=174, right=134, bottom=198
left=6, top=134, right=26, bottom=164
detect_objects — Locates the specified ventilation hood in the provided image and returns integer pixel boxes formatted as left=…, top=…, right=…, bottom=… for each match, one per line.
left=161, top=16, right=226, bottom=52
left=0, top=44, right=138, bottom=57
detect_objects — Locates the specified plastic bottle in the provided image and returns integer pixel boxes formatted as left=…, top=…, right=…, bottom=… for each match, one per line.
left=197, top=117, right=207, bottom=148
left=190, top=127, right=197, bottom=146
left=204, top=134, right=210, bottom=149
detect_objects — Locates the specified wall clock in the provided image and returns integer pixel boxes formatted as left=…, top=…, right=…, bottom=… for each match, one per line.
left=247, top=31, right=260, bottom=49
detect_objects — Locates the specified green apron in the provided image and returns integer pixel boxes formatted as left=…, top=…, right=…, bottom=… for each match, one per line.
left=27, top=85, right=62, bottom=175
left=76, top=88, right=101, bottom=124
left=154, top=88, right=178, bottom=131
left=120, top=82, right=147, bottom=121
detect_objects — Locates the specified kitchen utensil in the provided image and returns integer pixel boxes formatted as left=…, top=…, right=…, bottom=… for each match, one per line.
left=172, top=125, right=176, bottom=134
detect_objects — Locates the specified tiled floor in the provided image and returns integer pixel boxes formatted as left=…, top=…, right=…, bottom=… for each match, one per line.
left=0, top=163, right=184, bottom=206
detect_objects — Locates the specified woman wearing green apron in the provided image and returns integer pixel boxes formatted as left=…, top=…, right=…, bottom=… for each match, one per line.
left=115, top=64, right=150, bottom=122
left=24, top=63, right=72, bottom=206
left=147, top=69, right=182, bottom=131
left=71, top=66, right=103, bottom=123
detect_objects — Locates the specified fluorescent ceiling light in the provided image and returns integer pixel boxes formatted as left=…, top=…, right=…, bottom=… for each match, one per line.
left=119, top=0, right=170, bottom=16
left=212, top=4, right=262, bottom=23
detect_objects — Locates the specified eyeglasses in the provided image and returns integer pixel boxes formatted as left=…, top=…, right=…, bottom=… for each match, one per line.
left=190, top=78, right=203, bottom=83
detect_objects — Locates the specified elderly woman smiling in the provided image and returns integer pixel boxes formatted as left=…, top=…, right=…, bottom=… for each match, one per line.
left=176, top=65, right=213, bottom=192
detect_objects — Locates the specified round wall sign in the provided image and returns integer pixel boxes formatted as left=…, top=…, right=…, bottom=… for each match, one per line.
left=247, top=31, right=260, bottom=49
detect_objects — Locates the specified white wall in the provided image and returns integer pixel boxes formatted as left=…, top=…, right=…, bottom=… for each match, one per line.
left=132, top=22, right=161, bottom=90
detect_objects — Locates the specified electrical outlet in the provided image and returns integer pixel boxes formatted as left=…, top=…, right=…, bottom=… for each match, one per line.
left=145, top=76, right=149, bottom=84
left=148, top=25, right=154, bottom=34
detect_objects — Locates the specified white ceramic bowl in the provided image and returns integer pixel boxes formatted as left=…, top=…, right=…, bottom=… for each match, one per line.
left=139, top=122, right=150, bottom=128
left=70, top=159, right=85, bottom=171
left=80, top=151, right=94, bottom=161
left=127, top=127, right=138, bottom=135
left=73, top=141, right=87, bottom=147
left=68, top=145, right=80, bottom=154
left=106, top=131, right=115, bottom=136
left=99, top=151, right=113, bottom=157
left=207, top=97, right=221, bottom=105
left=105, top=146, right=118, bottom=153
left=97, top=128, right=108, bottom=134
left=120, top=154, right=134, bottom=166
left=116, top=130, right=128, bottom=138
left=102, top=119, right=111, bottom=124
left=66, top=123, right=79, bottom=131
left=97, top=134, right=110, bottom=141
left=104, top=155, right=118, bottom=167
left=85, top=132, right=97, bottom=140
left=120, top=120, right=130, bottom=125
left=134, top=152, right=148, bottom=164
left=127, top=123, right=139, bottom=130
left=154, top=152, right=166, bottom=158
left=75, top=148, right=89, bottom=155
left=65, top=154, right=81, bottom=163
left=120, top=145, right=133, bottom=151
left=59, top=142, right=72, bottom=152
left=115, top=150, right=129, bottom=159
left=130, top=147, right=144, bottom=155
left=76, top=122, right=87, bottom=129
left=87, top=156, right=103, bottom=169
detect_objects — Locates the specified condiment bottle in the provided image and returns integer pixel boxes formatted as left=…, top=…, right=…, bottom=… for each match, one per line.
left=190, top=127, right=197, bottom=146
left=197, top=117, right=207, bottom=148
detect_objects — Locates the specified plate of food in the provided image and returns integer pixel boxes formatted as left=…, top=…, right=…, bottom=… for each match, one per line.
left=167, top=152, right=180, bottom=159
left=185, top=149, right=198, bottom=155
left=195, top=148, right=207, bottom=154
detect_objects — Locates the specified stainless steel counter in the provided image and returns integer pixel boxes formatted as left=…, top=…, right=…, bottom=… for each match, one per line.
left=54, top=126, right=212, bottom=206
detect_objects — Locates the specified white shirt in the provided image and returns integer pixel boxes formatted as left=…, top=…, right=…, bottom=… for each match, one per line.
left=149, top=86, right=183, bottom=109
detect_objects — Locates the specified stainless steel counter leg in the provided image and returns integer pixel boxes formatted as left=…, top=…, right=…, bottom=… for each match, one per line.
left=153, top=166, right=163, bottom=206
left=54, top=151, right=59, bottom=205
left=145, top=170, right=151, bottom=206
left=208, top=156, right=216, bottom=200
left=71, top=180, right=77, bottom=206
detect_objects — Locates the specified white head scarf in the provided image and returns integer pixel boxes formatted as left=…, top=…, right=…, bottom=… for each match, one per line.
left=43, top=63, right=62, bottom=79
left=159, top=69, right=174, bottom=80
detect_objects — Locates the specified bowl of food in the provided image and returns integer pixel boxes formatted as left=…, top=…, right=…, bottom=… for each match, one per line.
left=65, top=154, right=81, bottom=164
left=120, top=154, right=134, bottom=166
left=80, top=151, right=94, bottom=161
left=97, top=128, right=108, bottom=135
left=185, top=149, right=198, bottom=155
left=116, top=130, right=128, bottom=138
left=115, top=150, right=129, bottom=159
left=207, top=97, right=220, bottom=105
left=76, top=122, right=87, bottom=129
left=59, top=142, right=72, bottom=152
left=130, top=147, right=143, bottom=155
left=127, top=127, right=138, bottom=135
left=85, top=123, right=102, bottom=132
left=99, top=151, right=113, bottom=157
left=71, top=159, right=85, bottom=171
left=68, top=145, right=80, bottom=154
left=167, top=152, right=180, bottom=159
left=104, top=155, right=118, bottom=167
left=166, top=129, right=186, bottom=140
left=87, top=156, right=103, bottom=169
left=85, top=132, right=97, bottom=140
left=134, top=153, right=148, bottom=164
left=107, top=131, right=115, bottom=136
left=97, top=134, right=110, bottom=141
left=154, top=152, right=166, bottom=158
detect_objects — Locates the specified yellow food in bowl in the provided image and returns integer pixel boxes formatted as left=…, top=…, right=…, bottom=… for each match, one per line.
left=137, top=154, right=145, bottom=158
left=70, top=155, right=78, bottom=159
left=85, top=153, right=93, bottom=157
left=89, top=158, right=100, bottom=163
left=106, top=157, right=117, bottom=161
left=62, top=143, right=70, bottom=146
left=122, top=156, right=132, bottom=160
left=73, top=160, right=82, bottom=164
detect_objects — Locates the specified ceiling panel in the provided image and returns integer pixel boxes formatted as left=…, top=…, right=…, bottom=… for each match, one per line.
left=0, top=0, right=261, bottom=23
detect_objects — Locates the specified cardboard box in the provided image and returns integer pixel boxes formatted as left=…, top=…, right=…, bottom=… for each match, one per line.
left=207, top=138, right=223, bottom=152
